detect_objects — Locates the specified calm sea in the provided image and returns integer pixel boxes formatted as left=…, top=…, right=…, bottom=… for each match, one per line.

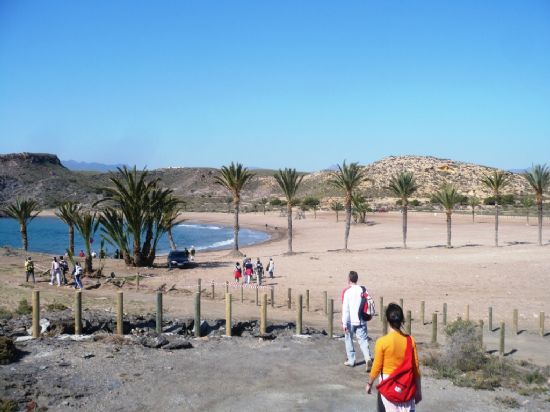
left=0, top=217, right=270, bottom=256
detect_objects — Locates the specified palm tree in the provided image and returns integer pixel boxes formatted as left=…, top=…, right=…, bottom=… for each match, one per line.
left=2, top=199, right=41, bottom=251
left=351, top=193, right=369, bottom=224
left=259, top=198, right=269, bottom=215
left=468, top=196, right=481, bottom=223
left=274, top=168, right=304, bottom=254
left=330, top=161, right=367, bottom=250
left=523, top=164, right=550, bottom=246
left=481, top=171, right=509, bottom=247
left=433, top=185, right=462, bottom=248
left=302, top=197, right=320, bottom=219
left=55, top=201, right=81, bottom=255
left=215, top=162, right=254, bottom=255
left=73, top=210, right=99, bottom=273
left=387, top=172, right=418, bottom=248
left=522, top=196, right=534, bottom=225
left=330, top=201, right=344, bottom=222
left=161, top=200, right=185, bottom=251
left=97, top=166, right=181, bottom=266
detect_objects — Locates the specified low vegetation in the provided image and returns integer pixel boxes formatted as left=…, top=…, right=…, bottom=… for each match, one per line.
left=15, top=299, right=32, bottom=315
left=422, top=320, right=550, bottom=398
left=0, top=336, right=17, bottom=364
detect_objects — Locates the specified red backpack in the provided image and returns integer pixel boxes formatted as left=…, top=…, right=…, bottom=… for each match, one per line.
left=376, top=335, right=417, bottom=403
left=359, top=286, right=375, bottom=321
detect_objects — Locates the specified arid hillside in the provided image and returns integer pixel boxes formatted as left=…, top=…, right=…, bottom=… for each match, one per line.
left=0, top=152, right=532, bottom=211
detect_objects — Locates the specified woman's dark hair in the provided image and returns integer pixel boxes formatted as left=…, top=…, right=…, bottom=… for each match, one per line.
left=386, top=303, right=404, bottom=331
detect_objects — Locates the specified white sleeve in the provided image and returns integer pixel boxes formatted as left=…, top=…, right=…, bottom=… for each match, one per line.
left=342, top=289, right=350, bottom=326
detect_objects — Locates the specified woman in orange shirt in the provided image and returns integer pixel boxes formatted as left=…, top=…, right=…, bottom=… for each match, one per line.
left=366, top=303, right=422, bottom=412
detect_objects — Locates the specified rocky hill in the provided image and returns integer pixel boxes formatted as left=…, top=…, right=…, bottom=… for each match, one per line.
left=0, top=153, right=533, bottom=211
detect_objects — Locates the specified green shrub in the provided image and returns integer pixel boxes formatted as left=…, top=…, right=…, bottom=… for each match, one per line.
left=0, top=336, right=17, bottom=364
left=46, top=302, right=68, bottom=312
left=0, top=307, right=12, bottom=320
left=495, top=395, right=520, bottom=409
left=443, top=320, right=485, bottom=372
left=0, top=398, right=17, bottom=412
left=15, top=299, right=32, bottom=315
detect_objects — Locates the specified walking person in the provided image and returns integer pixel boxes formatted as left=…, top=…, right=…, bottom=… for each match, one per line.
left=255, top=258, right=263, bottom=284
left=266, top=257, right=274, bottom=279
left=190, top=246, right=196, bottom=262
left=59, top=256, right=69, bottom=285
left=24, top=257, right=35, bottom=284
left=342, top=271, right=373, bottom=371
left=74, top=262, right=83, bottom=289
left=244, top=258, right=253, bottom=284
left=233, top=262, right=242, bottom=283
left=366, top=303, right=422, bottom=412
left=50, top=256, right=61, bottom=286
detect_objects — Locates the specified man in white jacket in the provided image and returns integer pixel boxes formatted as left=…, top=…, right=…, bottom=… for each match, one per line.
left=341, top=271, right=373, bottom=371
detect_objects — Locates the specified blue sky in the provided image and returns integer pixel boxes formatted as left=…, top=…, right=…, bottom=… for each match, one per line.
left=1, top=1, right=549, bottom=171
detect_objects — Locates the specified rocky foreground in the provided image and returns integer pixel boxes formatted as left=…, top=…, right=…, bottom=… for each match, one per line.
left=1, top=311, right=549, bottom=412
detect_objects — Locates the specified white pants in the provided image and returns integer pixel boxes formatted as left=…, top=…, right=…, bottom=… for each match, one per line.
left=379, top=374, right=416, bottom=412
left=50, top=269, right=61, bottom=286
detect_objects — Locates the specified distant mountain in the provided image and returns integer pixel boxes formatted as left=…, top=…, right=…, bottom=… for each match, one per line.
left=0, top=152, right=532, bottom=211
left=62, top=159, right=127, bottom=172
left=508, top=168, right=528, bottom=174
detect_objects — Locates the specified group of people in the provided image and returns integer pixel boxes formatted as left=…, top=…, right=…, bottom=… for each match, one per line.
left=233, top=256, right=274, bottom=284
left=341, top=271, right=422, bottom=412
left=48, top=256, right=84, bottom=289
left=24, top=255, right=84, bottom=289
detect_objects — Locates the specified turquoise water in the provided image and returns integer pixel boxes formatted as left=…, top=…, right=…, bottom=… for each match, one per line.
left=0, top=217, right=269, bottom=255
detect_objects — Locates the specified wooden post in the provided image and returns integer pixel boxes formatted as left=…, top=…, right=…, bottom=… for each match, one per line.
left=256, top=287, right=259, bottom=306
left=406, top=310, right=412, bottom=335
left=287, top=288, right=292, bottom=309
left=540, top=312, right=545, bottom=337
left=306, top=289, right=310, bottom=312
left=260, top=293, right=267, bottom=335
left=32, top=290, right=40, bottom=338
left=399, top=298, right=404, bottom=311
left=241, top=284, right=244, bottom=303
left=136, top=273, right=140, bottom=291
left=513, top=309, right=518, bottom=335
left=75, top=290, right=82, bottom=335
left=420, top=301, right=425, bottom=325
left=465, top=304, right=470, bottom=321
left=323, top=291, right=328, bottom=314
left=194, top=292, right=201, bottom=337
left=211, top=282, right=215, bottom=300
left=197, top=278, right=202, bottom=295
left=225, top=293, right=232, bottom=337
left=488, top=307, right=493, bottom=332
left=382, top=306, right=388, bottom=334
left=379, top=296, right=384, bottom=322
left=431, top=313, right=437, bottom=344
left=499, top=322, right=505, bottom=356
left=156, top=292, right=163, bottom=334
left=224, top=281, right=228, bottom=294
left=327, top=298, right=334, bottom=338
left=443, top=303, right=447, bottom=325
left=270, top=286, right=274, bottom=308
left=296, top=294, right=303, bottom=335
left=116, top=291, right=124, bottom=335
left=479, top=320, right=484, bottom=345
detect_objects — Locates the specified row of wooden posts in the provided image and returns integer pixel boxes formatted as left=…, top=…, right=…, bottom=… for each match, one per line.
left=30, top=285, right=546, bottom=356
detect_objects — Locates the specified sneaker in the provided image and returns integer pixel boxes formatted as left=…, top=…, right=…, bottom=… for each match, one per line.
left=366, top=359, right=373, bottom=373
left=48, top=283, right=53, bottom=286
left=344, top=360, right=355, bottom=367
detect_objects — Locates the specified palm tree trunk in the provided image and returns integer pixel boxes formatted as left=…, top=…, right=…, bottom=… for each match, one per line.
left=471, top=208, right=475, bottom=223
left=133, top=238, right=143, bottom=267
left=233, top=200, right=240, bottom=251
left=20, top=223, right=28, bottom=251
left=494, top=201, right=499, bottom=247
left=446, top=212, right=452, bottom=248
left=85, top=240, right=93, bottom=273
left=336, top=210, right=339, bottom=222
left=537, top=200, right=543, bottom=246
left=69, top=224, right=75, bottom=255
left=344, top=198, right=352, bottom=250
left=402, top=205, right=408, bottom=249
left=168, top=228, right=177, bottom=251
left=287, top=203, right=293, bottom=253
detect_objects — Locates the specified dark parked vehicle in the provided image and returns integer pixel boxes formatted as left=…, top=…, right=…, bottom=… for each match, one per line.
left=167, top=250, right=190, bottom=269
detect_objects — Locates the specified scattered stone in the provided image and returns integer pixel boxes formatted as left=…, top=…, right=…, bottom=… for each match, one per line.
left=163, top=340, right=192, bottom=350
left=140, top=334, right=169, bottom=348
left=82, top=353, right=95, bottom=359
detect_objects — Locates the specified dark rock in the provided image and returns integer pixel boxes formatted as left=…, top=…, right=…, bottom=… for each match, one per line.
left=0, top=336, right=17, bottom=364
left=163, top=340, right=192, bottom=350
left=140, top=334, right=169, bottom=348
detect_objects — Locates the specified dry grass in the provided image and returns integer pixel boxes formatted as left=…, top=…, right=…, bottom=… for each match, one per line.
left=422, top=320, right=550, bottom=397
left=14, top=299, right=31, bottom=315
left=93, top=333, right=131, bottom=346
